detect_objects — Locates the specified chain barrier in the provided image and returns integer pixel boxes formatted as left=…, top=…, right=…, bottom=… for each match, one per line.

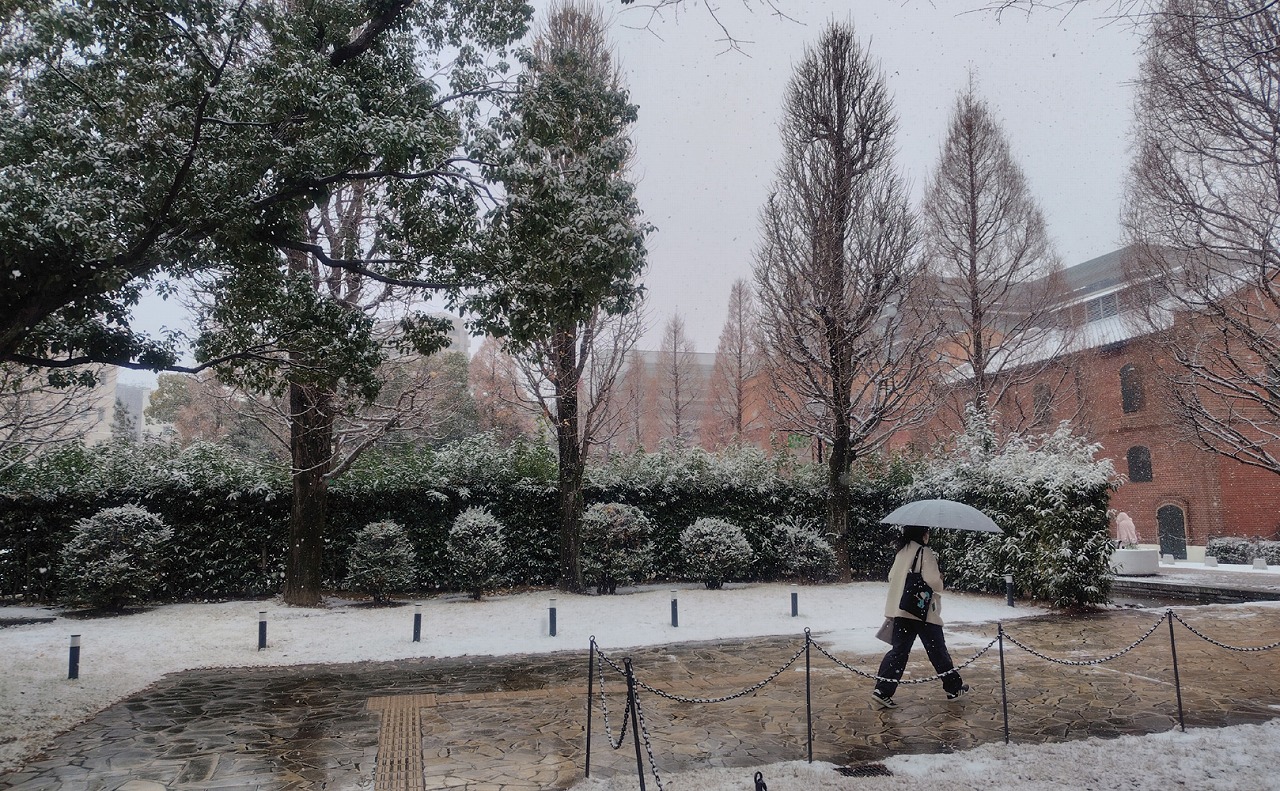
left=629, top=642, right=810, bottom=704
left=1171, top=611, right=1280, bottom=652
left=593, top=645, right=629, bottom=749
left=1002, top=611, right=1168, bottom=666
left=809, top=635, right=998, bottom=684
left=632, top=682, right=666, bottom=791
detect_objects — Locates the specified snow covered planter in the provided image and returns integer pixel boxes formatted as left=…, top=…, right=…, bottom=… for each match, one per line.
left=58, top=505, right=173, bottom=610
left=447, top=507, right=508, bottom=600
left=581, top=503, right=654, bottom=595
left=681, top=517, right=755, bottom=590
left=1110, top=547, right=1159, bottom=576
left=344, top=521, right=418, bottom=603
left=914, top=410, right=1119, bottom=609
left=770, top=516, right=837, bottom=583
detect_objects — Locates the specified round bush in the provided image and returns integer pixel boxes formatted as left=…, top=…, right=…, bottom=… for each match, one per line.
left=772, top=516, right=837, bottom=583
left=344, top=521, right=417, bottom=603
left=446, top=507, right=508, bottom=600
left=581, top=503, right=654, bottom=594
left=59, top=505, right=173, bottom=609
left=680, top=517, right=755, bottom=590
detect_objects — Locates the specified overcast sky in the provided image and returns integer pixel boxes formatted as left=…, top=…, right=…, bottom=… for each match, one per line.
left=122, top=1, right=1143, bottom=386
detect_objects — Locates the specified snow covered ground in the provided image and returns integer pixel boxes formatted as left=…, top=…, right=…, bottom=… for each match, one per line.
left=2, top=580, right=1278, bottom=790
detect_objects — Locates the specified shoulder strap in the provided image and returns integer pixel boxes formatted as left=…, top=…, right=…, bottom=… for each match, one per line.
left=910, top=546, right=925, bottom=572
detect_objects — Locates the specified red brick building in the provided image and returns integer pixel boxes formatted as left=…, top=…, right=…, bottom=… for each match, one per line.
left=930, top=247, right=1280, bottom=557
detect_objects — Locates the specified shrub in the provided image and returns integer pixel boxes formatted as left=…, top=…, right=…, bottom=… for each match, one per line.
left=1207, top=537, right=1280, bottom=565
left=581, top=503, right=654, bottom=594
left=446, top=507, right=508, bottom=599
left=771, top=516, right=838, bottom=583
left=59, top=505, right=173, bottom=609
left=680, top=517, right=755, bottom=589
left=344, top=521, right=418, bottom=603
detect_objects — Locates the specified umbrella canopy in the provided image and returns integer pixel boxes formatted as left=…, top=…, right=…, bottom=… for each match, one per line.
left=879, top=499, right=1002, bottom=534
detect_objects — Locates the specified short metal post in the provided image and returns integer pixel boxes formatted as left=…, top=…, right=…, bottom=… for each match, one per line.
left=670, top=590, right=678, bottom=628
left=549, top=598, right=557, bottom=637
left=412, top=604, right=422, bottom=643
left=998, top=623, right=1010, bottom=744
left=68, top=634, right=80, bottom=680
left=625, top=658, right=646, bottom=791
left=1004, top=573, right=1015, bottom=607
left=586, top=636, right=596, bottom=777
left=804, top=629, right=813, bottom=763
left=1167, top=610, right=1185, bottom=731
left=258, top=611, right=267, bottom=650
left=791, top=585, right=799, bottom=617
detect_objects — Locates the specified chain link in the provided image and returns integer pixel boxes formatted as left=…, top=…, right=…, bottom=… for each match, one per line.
left=1172, top=611, right=1280, bottom=652
left=808, top=635, right=998, bottom=684
left=1002, top=612, right=1168, bottom=666
left=593, top=646, right=628, bottom=749
left=632, top=641, right=809, bottom=703
left=632, top=683, right=666, bottom=791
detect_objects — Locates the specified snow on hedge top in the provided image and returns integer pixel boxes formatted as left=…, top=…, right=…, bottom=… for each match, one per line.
left=915, top=414, right=1118, bottom=499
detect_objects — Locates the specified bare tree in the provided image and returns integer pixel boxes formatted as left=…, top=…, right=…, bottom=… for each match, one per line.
left=469, top=336, right=537, bottom=444
left=655, top=314, right=702, bottom=445
left=704, top=279, right=763, bottom=448
left=1124, top=0, right=1280, bottom=477
left=511, top=306, right=645, bottom=459
left=921, top=79, right=1071, bottom=436
left=754, top=23, right=937, bottom=580
left=0, top=364, right=101, bottom=472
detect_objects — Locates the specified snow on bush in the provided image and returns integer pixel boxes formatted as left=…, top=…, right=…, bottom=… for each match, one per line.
left=587, top=442, right=824, bottom=493
left=344, top=521, right=418, bottom=603
left=446, top=507, right=508, bottom=600
left=1207, top=537, right=1280, bottom=565
left=581, top=503, right=654, bottom=594
left=681, top=517, right=755, bottom=589
left=58, top=505, right=173, bottom=609
left=913, top=409, right=1119, bottom=609
left=769, top=516, right=838, bottom=583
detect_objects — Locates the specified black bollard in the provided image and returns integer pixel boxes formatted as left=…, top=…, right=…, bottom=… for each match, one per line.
left=258, top=611, right=267, bottom=650
left=549, top=598, right=557, bottom=637
left=791, top=585, right=798, bottom=617
left=412, top=604, right=422, bottom=643
left=670, top=591, right=679, bottom=628
left=1004, top=573, right=1015, bottom=607
left=68, top=634, right=80, bottom=680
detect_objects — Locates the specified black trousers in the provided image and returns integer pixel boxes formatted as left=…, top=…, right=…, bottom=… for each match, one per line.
left=873, top=616, right=964, bottom=698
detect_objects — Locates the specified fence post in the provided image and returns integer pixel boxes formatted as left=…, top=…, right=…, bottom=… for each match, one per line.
left=586, top=637, right=595, bottom=777
left=1167, top=610, right=1185, bottom=732
left=625, top=658, right=647, bottom=791
left=805, top=628, right=813, bottom=763
left=998, top=623, right=1010, bottom=745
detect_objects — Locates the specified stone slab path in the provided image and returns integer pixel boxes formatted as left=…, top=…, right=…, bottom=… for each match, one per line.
left=3, top=606, right=1279, bottom=791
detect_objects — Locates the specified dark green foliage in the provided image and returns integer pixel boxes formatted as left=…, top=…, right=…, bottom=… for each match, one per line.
left=680, top=517, right=755, bottom=590
left=447, top=507, right=508, bottom=600
left=1207, top=537, right=1280, bottom=565
left=581, top=503, right=654, bottom=594
left=344, top=522, right=417, bottom=603
left=768, top=516, right=838, bottom=583
left=59, top=505, right=172, bottom=609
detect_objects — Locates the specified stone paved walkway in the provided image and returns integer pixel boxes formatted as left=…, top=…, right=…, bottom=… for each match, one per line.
left=3, top=606, right=1280, bottom=791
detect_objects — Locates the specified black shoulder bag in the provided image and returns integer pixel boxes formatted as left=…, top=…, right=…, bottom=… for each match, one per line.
left=898, top=546, right=934, bottom=621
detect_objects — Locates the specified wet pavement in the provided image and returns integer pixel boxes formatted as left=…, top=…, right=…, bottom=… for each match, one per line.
left=3, top=605, right=1280, bottom=791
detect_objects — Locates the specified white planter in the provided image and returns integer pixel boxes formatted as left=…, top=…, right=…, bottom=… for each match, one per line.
left=1111, top=547, right=1160, bottom=576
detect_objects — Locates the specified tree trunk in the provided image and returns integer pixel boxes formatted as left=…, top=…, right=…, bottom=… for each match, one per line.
left=827, top=416, right=852, bottom=583
left=554, top=327, right=585, bottom=593
left=283, top=379, right=334, bottom=607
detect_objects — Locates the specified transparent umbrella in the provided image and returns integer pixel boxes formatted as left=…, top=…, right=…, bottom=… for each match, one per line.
left=879, top=499, right=1002, bottom=534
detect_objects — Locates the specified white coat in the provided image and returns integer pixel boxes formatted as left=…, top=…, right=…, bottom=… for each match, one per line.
left=883, top=541, right=946, bottom=625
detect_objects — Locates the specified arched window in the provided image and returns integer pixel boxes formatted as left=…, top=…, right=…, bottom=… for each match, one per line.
left=1126, top=446, right=1153, bottom=482
left=1120, top=364, right=1145, bottom=413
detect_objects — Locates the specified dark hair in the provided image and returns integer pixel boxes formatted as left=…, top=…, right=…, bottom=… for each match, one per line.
left=896, top=525, right=929, bottom=551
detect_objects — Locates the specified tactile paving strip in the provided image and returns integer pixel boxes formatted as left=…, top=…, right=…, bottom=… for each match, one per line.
left=368, top=694, right=436, bottom=791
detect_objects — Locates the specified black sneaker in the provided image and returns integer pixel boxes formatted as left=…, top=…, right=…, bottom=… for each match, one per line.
left=870, top=690, right=897, bottom=709
left=946, top=684, right=970, bottom=700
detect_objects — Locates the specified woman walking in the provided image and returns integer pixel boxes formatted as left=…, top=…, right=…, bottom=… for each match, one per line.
left=871, top=525, right=968, bottom=709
